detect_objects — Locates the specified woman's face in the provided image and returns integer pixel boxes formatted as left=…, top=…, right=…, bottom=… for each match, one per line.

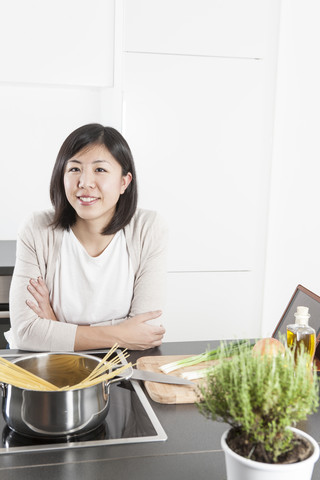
left=64, top=144, right=132, bottom=228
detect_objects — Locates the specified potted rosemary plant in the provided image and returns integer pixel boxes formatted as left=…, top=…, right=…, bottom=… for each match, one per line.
left=197, top=340, right=320, bottom=480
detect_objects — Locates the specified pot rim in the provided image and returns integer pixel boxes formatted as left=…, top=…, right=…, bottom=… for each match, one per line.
left=221, top=426, right=320, bottom=471
left=12, top=351, right=103, bottom=364
left=7, top=351, right=132, bottom=393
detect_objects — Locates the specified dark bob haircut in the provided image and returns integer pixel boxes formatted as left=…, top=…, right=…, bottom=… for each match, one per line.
left=50, top=123, right=138, bottom=235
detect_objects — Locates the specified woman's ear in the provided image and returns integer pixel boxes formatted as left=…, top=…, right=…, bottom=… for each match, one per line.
left=121, top=172, right=132, bottom=194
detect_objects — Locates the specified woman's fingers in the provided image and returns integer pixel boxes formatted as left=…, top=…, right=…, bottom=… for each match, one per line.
left=135, top=310, right=162, bottom=323
left=27, top=283, right=42, bottom=302
left=26, top=299, right=41, bottom=316
left=26, top=277, right=57, bottom=321
left=27, top=277, right=51, bottom=303
left=28, top=277, right=46, bottom=296
left=115, top=311, right=166, bottom=350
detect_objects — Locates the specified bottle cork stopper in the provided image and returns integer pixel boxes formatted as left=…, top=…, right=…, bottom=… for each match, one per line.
left=294, top=306, right=310, bottom=325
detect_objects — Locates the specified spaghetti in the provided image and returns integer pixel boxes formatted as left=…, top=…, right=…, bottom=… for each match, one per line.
left=0, top=344, right=132, bottom=391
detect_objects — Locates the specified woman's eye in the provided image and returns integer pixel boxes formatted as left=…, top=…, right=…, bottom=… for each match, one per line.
left=68, top=167, right=80, bottom=172
left=96, top=167, right=107, bottom=172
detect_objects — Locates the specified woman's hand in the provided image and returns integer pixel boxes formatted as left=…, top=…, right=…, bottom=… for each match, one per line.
left=26, top=277, right=58, bottom=321
left=114, top=311, right=165, bottom=350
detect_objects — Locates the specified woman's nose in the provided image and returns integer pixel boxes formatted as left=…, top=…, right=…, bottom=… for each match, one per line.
left=78, top=171, right=95, bottom=188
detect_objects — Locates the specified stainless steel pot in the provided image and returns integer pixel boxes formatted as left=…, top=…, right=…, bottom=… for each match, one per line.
left=0, top=352, right=131, bottom=439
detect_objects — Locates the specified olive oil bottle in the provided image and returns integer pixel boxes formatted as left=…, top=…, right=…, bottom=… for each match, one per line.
left=287, top=306, right=316, bottom=363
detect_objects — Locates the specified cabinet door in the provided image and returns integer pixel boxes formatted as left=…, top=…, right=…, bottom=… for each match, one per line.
left=0, top=85, right=101, bottom=239
left=164, top=271, right=258, bottom=342
left=124, top=0, right=273, bottom=59
left=0, top=0, right=114, bottom=87
left=123, top=53, right=265, bottom=272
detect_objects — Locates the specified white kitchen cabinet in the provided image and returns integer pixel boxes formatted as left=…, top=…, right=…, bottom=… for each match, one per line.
left=163, top=271, right=259, bottom=342
left=124, top=0, right=275, bottom=59
left=0, top=85, right=100, bottom=239
left=0, top=0, right=114, bottom=87
left=123, top=52, right=265, bottom=272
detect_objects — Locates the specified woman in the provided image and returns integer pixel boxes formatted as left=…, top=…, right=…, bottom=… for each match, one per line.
left=7, top=124, right=167, bottom=351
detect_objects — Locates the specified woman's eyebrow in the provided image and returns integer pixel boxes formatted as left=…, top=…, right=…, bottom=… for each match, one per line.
left=67, top=159, right=111, bottom=164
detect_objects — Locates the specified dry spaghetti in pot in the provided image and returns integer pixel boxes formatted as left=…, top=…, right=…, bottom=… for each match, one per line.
left=0, top=344, right=131, bottom=391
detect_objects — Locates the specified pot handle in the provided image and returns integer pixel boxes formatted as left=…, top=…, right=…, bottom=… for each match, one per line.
left=104, top=365, right=133, bottom=392
left=0, top=382, right=7, bottom=398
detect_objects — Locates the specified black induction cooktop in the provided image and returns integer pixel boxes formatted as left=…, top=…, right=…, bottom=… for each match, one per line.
left=0, top=350, right=167, bottom=454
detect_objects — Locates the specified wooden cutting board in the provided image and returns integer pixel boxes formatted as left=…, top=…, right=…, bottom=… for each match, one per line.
left=136, top=355, right=216, bottom=404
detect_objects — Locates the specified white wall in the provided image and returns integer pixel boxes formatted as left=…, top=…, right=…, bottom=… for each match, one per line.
left=262, top=0, right=320, bottom=335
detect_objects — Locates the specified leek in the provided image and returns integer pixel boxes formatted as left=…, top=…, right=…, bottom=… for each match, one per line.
left=181, top=368, right=210, bottom=380
left=160, top=340, right=251, bottom=374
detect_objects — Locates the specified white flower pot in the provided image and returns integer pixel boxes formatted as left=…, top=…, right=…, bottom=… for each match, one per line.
left=221, top=427, right=319, bottom=480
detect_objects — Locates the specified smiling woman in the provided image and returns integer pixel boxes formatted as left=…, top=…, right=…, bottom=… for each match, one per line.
left=7, top=124, right=167, bottom=352
left=63, top=145, right=132, bottom=257
left=65, top=152, right=130, bottom=215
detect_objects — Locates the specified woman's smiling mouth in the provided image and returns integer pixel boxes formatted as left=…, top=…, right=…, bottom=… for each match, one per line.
left=77, top=196, right=99, bottom=205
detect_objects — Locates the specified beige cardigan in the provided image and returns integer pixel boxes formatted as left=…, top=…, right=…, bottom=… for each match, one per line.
left=9, top=209, right=167, bottom=351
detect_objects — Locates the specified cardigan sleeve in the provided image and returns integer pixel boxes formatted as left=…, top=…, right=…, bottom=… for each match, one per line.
left=128, top=210, right=168, bottom=319
left=9, top=213, right=77, bottom=351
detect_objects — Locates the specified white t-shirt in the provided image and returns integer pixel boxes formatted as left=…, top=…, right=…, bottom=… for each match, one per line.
left=51, top=229, right=134, bottom=326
